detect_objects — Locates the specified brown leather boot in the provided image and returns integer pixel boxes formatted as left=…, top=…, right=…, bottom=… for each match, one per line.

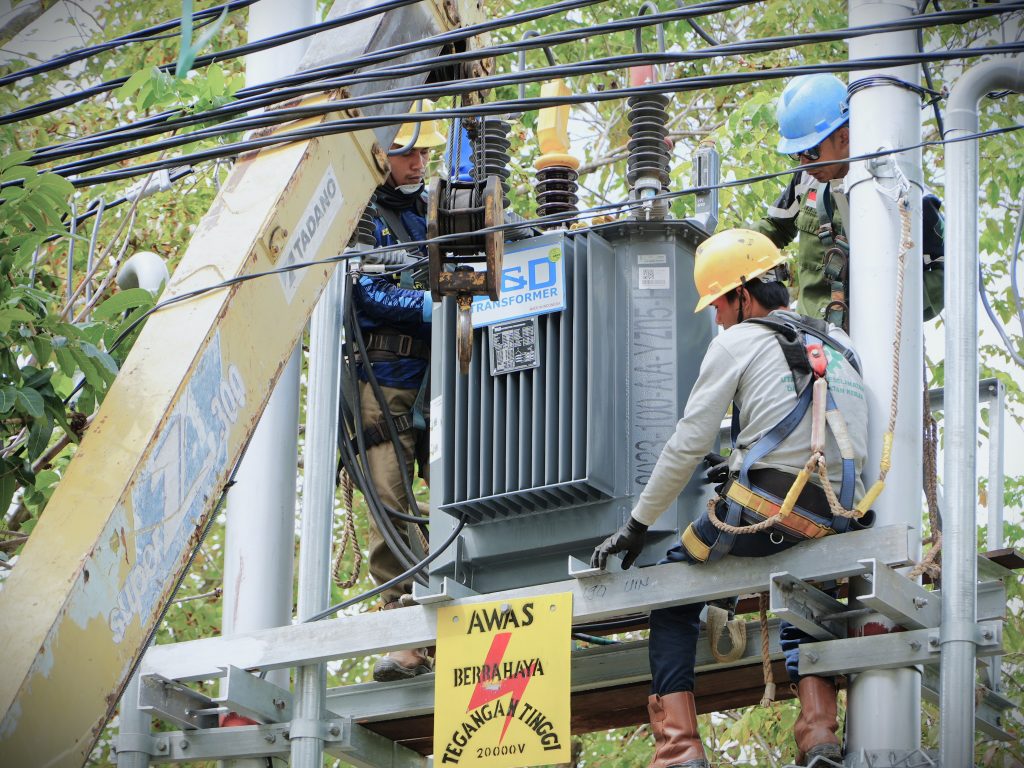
left=794, top=676, right=842, bottom=765
left=372, top=647, right=432, bottom=682
left=647, top=692, right=709, bottom=768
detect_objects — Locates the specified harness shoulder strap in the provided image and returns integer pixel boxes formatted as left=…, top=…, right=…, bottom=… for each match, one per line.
left=376, top=203, right=413, bottom=244
left=746, top=315, right=861, bottom=375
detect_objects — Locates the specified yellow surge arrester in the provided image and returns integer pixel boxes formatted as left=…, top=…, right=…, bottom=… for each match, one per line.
left=534, top=80, right=580, bottom=171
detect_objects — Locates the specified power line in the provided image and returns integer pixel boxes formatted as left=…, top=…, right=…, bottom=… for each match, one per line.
left=0, top=0, right=425, bottom=126
left=0, top=0, right=259, bottom=88
left=23, top=0, right=1014, bottom=169
left=21, top=42, right=1021, bottom=190
left=2, top=0, right=663, bottom=129
left=96, top=123, right=1024, bottom=351
left=25, top=0, right=758, bottom=163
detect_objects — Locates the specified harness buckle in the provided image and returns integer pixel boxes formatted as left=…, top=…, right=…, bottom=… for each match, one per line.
left=398, top=335, right=414, bottom=356
left=822, top=244, right=847, bottom=281
left=816, top=223, right=836, bottom=246
left=806, top=343, right=827, bottom=378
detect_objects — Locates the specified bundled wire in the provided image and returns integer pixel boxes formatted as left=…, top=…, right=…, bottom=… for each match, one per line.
left=11, top=40, right=1022, bottom=192
left=0, top=0, right=622, bottom=128
left=337, top=277, right=429, bottom=582
left=0, top=0, right=258, bottom=88
left=0, top=0, right=426, bottom=126
left=20, top=0, right=1019, bottom=172
left=63, top=123, right=1024, bottom=356
left=24, top=0, right=748, bottom=165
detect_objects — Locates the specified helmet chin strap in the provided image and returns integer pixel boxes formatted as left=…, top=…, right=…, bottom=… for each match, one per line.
left=737, top=279, right=747, bottom=323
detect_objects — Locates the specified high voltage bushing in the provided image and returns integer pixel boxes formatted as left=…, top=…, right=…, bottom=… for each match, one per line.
left=534, top=165, right=579, bottom=224
left=473, top=117, right=513, bottom=205
left=626, top=92, right=671, bottom=219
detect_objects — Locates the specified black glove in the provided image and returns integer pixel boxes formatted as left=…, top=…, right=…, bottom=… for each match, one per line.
left=590, top=517, right=649, bottom=570
left=702, top=451, right=730, bottom=486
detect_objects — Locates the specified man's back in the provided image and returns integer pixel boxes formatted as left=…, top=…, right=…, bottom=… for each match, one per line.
left=716, top=309, right=868, bottom=498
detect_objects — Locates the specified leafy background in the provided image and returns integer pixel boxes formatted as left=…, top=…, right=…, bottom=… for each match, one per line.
left=0, top=0, right=1021, bottom=766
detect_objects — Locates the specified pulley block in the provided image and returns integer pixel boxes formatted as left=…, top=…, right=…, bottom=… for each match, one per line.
left=426, top=174, right=504, bottom=375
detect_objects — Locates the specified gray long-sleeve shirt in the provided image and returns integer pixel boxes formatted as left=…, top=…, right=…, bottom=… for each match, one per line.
left=631, top=310, right=869, bottom=527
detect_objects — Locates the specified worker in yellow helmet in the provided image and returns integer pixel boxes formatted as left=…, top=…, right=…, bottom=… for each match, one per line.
left=592, top=229, right=871, bottom=766
left=348, top=101, right=445, bottom=682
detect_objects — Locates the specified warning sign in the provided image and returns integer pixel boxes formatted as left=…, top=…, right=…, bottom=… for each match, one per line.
left=434, top=594, right=572, bottom=767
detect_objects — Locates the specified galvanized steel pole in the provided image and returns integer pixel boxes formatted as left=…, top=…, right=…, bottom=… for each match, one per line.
left=221, top=0, right=315, bottom=706
left=987, top=380, right=1005, bottom=555
left=942, top=56, right=1024, bottom=768
left=291, top=265, right=346, bottom=767
left=846, top=0, right=923, bottom=761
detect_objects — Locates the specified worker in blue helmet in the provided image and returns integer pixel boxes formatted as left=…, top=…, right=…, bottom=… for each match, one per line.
left=751, top=73, right=945, bottom=327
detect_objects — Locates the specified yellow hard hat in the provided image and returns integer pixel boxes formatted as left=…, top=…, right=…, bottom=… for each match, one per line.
left=393, top=100, right=447, bottom=150
left=693, top=229, right=787, bottom=313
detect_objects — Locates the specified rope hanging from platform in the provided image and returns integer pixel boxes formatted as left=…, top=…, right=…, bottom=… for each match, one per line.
left=910, top=368, right=943, bottom=582
left=758, top=592, right=776, bottom=707
left=333, top=470, right=363, bottom=590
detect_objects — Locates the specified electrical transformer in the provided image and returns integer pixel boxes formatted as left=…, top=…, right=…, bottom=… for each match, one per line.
left=427, top=218, right=717, bottom=594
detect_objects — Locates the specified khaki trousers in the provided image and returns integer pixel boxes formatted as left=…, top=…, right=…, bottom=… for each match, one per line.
left=359, top=380, right=429, bottom=604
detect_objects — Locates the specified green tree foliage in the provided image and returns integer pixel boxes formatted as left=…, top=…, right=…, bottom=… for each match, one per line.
left=0, top=0, right=247, bottom=556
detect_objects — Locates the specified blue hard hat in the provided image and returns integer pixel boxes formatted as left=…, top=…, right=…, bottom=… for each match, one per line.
left=775, top=74, right=850, bottom=155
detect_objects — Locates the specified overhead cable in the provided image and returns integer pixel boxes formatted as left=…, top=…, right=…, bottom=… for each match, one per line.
left=916, top=0, right=946, bottom=135
left=23, top=0, right=1016, bottom=167
left=20, top=42, right=1022, bottom=189
left=41, top=166, right=195, bottom=245
left=27, top=0, right=758, bottom=164
left=0, top=0, right=626, bottom=127
left=91, top=124, right=1024, bottom=359
left=0, top=0, right=425, bottom=126
left=0, top=0, right=259, bottom=88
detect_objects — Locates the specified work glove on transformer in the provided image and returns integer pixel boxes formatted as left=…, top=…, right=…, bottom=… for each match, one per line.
left=590, top=517, right=648, bottom=570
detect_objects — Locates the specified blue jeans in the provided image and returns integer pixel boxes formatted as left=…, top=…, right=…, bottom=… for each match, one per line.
left=649, top=506, right=826, bottom=695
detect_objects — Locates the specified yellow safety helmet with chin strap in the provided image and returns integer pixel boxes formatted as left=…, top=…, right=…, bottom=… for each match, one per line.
left=393, top=100, right=447, bottom=150
left=693, top=228, right=788, bottom=312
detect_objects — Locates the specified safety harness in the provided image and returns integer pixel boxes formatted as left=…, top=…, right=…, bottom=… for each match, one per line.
left=353, top=195, right=433, bottom=450
left=687, top=315, right=865, bottom=563
left=814, top=183, right=850, bottom=332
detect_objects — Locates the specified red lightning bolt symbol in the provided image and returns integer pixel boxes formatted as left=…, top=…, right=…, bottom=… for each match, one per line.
left=466, top=631, right=537, bottom=743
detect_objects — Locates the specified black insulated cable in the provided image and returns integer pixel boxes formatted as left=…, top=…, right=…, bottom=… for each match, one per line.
left=83, top=123, right=1024, bottom=370
left=676, top=0, right=720, bottom=45
left=24, top=0, right=1007, bottom=166
left=305, top=516, right=466, bottom=622
left=342, top=283, right=427, bottom=578
left=24, top=40, right=1023, bottom=189
left=916, top=0, right=946, bottom=135
left=25, top=0, right=620, bottom=145
left=18, top=1, right=1021, bottom=170
left=0, top=0, right=259, bottom=88
left=20, top=0, right=754, bottom=162
left=0, top=0, right=424, bottom=127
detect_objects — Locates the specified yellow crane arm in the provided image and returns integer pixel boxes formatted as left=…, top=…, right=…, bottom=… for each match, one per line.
left=0, top=2, right=482, bottom=764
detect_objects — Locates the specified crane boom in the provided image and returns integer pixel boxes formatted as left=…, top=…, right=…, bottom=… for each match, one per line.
left=0, top=2, right=480, bottom=763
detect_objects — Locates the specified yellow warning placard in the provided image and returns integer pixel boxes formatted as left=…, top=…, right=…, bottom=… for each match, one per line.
left=434, top=593, right=572, bottom=767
